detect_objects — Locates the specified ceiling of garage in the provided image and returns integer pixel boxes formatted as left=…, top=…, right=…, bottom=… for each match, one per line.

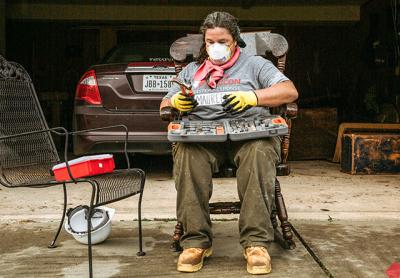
left=6, top=0, right=371, bottom=5
left=6, top=0, right=371, bottom=23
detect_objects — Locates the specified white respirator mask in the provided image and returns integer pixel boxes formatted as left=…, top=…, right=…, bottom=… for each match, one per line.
left=207, top=43, right=233, bottom=65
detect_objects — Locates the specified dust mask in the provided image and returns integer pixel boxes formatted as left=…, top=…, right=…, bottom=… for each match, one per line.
left=207, top=43, right=232, bottom=65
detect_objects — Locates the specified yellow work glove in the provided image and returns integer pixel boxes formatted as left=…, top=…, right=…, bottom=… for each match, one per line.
left=222, top=91, right=258, bottom=114
left=170, top=91, right=198, bottom=112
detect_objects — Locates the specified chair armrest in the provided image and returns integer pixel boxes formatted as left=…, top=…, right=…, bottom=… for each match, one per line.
left=270, top=102, right=298, bottom=120
left=71, top=124, right=130, bottom=170
left=160, top=106, right=181, bottom=122
left=60, top=124, right=130, bottom=183
left=0, top=127, right=68, bottom=141
left=160, top=106, right=175, bottom=122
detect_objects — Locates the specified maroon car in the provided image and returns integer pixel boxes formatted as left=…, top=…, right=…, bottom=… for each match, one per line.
left=73, top=43, right=176, bottom=155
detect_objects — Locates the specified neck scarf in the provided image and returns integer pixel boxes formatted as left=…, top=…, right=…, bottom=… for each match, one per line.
left=193, top=47, right=240, bottom=89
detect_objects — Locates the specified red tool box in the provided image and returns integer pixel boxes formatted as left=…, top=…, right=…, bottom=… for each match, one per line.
left=52, top=154, right=115, bottom=181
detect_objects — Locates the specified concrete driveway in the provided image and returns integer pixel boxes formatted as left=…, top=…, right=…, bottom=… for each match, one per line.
left=0, top=160, right=399, bottom=277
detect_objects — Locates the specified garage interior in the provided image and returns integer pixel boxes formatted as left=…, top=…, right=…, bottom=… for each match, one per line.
left=1, top=0, right=399, bottom=162
left=1, top=1, right=400, bottom=277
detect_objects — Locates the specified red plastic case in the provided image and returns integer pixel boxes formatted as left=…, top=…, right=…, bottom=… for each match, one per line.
left=52, top=154, right=115, bottom=181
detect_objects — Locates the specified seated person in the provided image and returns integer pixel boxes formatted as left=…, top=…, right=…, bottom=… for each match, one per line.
left=160, top=11, right=298, bottom=275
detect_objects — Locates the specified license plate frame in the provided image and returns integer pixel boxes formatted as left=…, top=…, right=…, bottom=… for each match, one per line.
left=142, top=74, right=175, bottom=92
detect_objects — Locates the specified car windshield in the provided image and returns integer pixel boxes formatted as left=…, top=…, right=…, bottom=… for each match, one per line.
left=101, top=43, right=172, bottom=64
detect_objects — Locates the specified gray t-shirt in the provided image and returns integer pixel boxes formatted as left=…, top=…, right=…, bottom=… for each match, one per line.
left=164, top=51, right=289, bottom=120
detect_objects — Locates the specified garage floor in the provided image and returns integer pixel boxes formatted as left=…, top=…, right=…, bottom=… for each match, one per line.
left=0, top=160, right=399, bottom=277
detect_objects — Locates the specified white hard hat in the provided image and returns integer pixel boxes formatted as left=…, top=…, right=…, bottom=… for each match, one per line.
left=64, top=206, right=115, bottom=245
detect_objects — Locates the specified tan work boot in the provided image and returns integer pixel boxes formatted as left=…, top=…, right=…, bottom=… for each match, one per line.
left=244, top=246, right=272, bottom=275
left=177, top=247, right=213, bottom=272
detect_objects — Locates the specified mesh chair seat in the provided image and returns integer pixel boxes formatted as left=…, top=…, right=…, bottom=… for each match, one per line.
left=3, top=166, right=145, bottom=203
left=1, top=164, right=57, bottom=187
left=2, top=163, right=143, bottom=183
left=90, top=168, right=145, bottom=206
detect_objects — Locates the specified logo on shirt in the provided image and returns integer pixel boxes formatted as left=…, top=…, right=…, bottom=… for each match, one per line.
left=193, top=73, right=241, bottom=89
left=217, top=78, right=241, bottom=86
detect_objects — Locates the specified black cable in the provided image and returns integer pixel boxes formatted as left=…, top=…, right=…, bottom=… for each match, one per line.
left=290, top=223, right=335, bottom=278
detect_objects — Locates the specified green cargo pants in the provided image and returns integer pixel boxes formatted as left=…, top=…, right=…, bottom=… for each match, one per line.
left=172, top=137, right=281, bottom=249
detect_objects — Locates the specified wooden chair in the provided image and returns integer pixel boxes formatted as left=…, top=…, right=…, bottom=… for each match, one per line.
left=161, top=32, right=298, bottom=250
left=0, top=55, right=146, bottom=278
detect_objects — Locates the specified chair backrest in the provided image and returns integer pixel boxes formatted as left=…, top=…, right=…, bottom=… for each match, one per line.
left=169, top=31, right=288, bottom=73
left=0, top=55, right=59, bottom=185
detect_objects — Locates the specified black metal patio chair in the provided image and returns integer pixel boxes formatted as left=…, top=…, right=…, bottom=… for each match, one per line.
left=0, top=55, right=146, bottom=278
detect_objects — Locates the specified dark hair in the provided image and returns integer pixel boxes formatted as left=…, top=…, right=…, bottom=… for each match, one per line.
left=197, top=11, right=246, bottom=64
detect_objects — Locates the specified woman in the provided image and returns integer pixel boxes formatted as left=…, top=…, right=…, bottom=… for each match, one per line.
left=160, top=11, right=298, bottom=275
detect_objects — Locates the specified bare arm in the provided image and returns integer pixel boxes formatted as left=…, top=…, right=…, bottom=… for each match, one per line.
left=160, top=98, right=172, bottom=110
left=254, top=80, right=298, bottom=107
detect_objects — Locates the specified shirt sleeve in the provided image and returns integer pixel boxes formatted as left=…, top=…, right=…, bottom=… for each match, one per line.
left=163, top=62, right=196, bottom=99
left=257, top=58, right=289, bottom=88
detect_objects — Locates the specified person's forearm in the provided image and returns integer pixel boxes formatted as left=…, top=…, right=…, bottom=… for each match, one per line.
left=160, top=98, right=172, bottom=110
left=254, top=81, right=298, bottom=107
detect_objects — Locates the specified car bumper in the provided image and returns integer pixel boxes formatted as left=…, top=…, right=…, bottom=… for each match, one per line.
left=73, top=132, right=171, bottom=155
left=73, top=106, right=171, bottom=155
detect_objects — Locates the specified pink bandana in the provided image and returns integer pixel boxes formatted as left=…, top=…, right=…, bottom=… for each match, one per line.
left=193, top=47, right=240, bottom=89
